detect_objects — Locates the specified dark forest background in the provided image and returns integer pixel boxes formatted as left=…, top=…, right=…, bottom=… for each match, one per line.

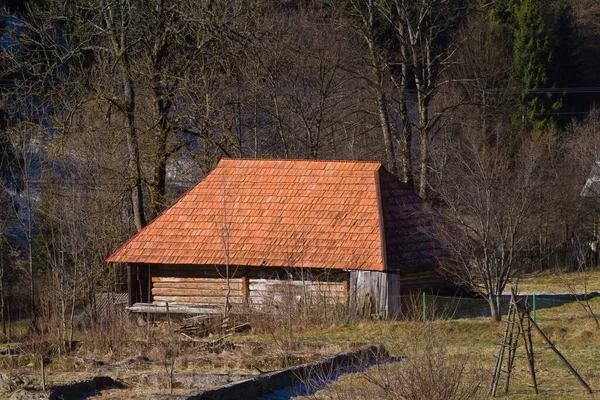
left=0, top=0, right=599, bottom=330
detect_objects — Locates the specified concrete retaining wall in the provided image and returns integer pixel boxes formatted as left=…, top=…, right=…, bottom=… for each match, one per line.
left=153, top=345, right=389, bottom=400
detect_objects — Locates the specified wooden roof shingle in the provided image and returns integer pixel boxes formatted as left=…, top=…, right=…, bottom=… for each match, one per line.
left=107, top=159, right=443, bottom=271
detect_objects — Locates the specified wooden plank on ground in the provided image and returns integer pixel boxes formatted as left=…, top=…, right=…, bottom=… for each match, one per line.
left=126, top=303, right=221, bottom=314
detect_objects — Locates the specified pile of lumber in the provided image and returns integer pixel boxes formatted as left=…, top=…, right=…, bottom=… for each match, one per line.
left=175, top=315, right=214, bottom=338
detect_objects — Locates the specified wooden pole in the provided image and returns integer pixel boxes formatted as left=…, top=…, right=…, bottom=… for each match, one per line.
left=146, top=312, right=151, bottom=344
left=503, top=305, right=521, bottom=394
left=515, top=300, right=538, bottom=394
left=524, top=318, right=538, bottom=393
left=517, top=303, right=593, bottom=394
left=489, top=298, right=514, bottom=396
left=166, top=301, right=170, bottom=327
left=147, top=265, right=151, bottom=343
left=41, top=357, right=46, bottom=391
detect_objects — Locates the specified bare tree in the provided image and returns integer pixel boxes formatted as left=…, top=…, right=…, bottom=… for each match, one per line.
left=242, top=4, right=359, bottom=161
left=13, top=0, right=253, bottom=231
left=431, top=128, right=546, bottom=321
left=382, top=0, right=465, bottom=199
left=1, top=123, right=42, bottom=330
left=220, top=183, right=233, bottom=318
left=341, top=0, right=399, bottom=174
left=448, top=11, right=513, bottom=143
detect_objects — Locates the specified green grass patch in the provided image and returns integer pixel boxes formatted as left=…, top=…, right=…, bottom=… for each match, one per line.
left=518, top=268, right=600, bottom=294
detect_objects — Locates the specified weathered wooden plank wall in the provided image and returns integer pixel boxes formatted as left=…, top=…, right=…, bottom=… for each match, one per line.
left=248, top=278, right=347, bottom=306
left=350, top=271, right=388, bottom=316
left=349, top=271, right=402, bottom=317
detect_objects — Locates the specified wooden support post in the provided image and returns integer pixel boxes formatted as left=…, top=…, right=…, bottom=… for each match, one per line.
left=241, top=275, right=249, bottom=305
left=147, top=265, right=152, bottom=303
left=345, top=276, right=351, bottom=314
left=127, top=264, right=135, bottom=306
left=166, top=302, right=171, bottom=327
left=146, top=265, right=151, bottom=343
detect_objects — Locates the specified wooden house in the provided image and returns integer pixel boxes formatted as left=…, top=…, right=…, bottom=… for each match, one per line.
left=107, top=159, right=453, bottom=317
left=581, top=158, right=600, bottom=198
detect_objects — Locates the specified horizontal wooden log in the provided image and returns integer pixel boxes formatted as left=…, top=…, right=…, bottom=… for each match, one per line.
left=153, top=296, right=244, bottom=305
left=249, top=283, right=346, bottom=290
left=248, top=284, right=347, bottom=291
left=153, top=282, right=243, bottom=290
left=248, top=279, right=346, bottom=285
left=153, top=266, right=350, bottom=281
left=249, top=290, right=346, bottom=297
left=154, top=271, right=244, bottom=279
left=248, top=284, right=346, bottom=293
left=155, top=292, right=242, bottom=301
left=152, top=277, right=242, bottom=283
left=248, top=280, right=346, bottom=286
left=127, top=303, right=222, bottom=314
left=249, top=297, right=346, bottom=304
left=248, top=297, right=346, bottom=305
left=152, top=288, right=243, bottom=297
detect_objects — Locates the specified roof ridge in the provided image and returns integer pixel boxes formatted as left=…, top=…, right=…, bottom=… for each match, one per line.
left=219, top=157, right=383, bottom=166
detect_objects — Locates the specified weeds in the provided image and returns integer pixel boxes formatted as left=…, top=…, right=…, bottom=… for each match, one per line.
left=306, top=325, right=484, bottom=400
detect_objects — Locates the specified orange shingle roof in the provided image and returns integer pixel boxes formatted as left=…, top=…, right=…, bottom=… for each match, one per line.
left=107, top=159, right=442, bottom=271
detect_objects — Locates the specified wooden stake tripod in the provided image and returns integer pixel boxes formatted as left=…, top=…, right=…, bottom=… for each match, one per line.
left=489, top=285, right=593, bottom=396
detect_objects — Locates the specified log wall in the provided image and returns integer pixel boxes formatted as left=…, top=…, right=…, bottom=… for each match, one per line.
left=151, top=277, right=245, bottom=306
left=147, top=264, right=349, bottom=308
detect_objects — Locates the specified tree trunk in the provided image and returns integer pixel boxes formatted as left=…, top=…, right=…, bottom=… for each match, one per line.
left=123, top=66, right=146, bottom=232
left=0, top=241, right=5, bottom=336
left=376, top=88, right=397, bottom=175
left=368, top=49, right=396, bottom=175
left=365, top=0, right=397, bottom=176
left=272, top=93, right=289, bottom=158
left=150, top=89, right=170, bottom=218
left=399, top=127, right=413, bottom=184
left=489, top=294, right=502, bottom=323
left=107, top=2, right=147, bottom=232
left=150, top=22, right=173, bottom=218
left=26, top=175, right=36, bottom=330
left=394, top=43, right=413, bottom=185
left=417, top=91, right=429, bottom=199
left=151, top=143, right=168, bottom=217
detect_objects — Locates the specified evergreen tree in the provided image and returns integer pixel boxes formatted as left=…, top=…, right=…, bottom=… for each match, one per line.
left=483, top=0, right=578, bottom=134
left=511, top=0, right=560, bottom=133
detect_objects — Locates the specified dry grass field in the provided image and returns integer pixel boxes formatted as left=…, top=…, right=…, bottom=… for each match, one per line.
left=298, top=297, right=600, bottom=399
left=516, top=268, right=600, bottom=294
left=1, top=272, right=599, bottom=399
